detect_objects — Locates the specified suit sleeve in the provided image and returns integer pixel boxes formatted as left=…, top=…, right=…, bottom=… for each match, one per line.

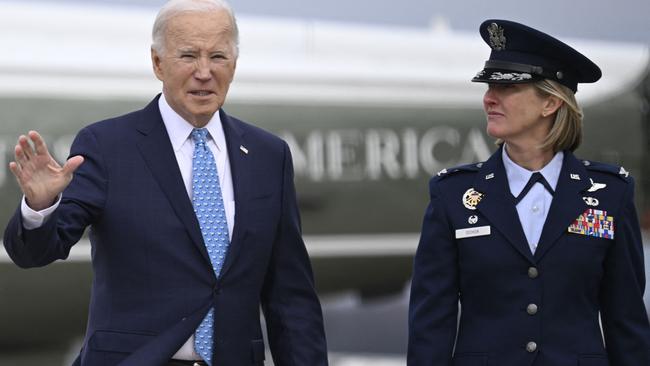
left=408, top=178, right=459, bottom=366
left=260, top=142, right=328, bottom=366
left=599, top=177, right=650, bottom=365
left=3, top=127, right=107, bottom=268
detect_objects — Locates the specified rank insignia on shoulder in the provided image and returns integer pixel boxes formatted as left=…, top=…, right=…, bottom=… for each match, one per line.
left=568, top=208, right=614, bottom=240
left=462, top=188, right=484, bottom=210
left=437, top=168, right=448, bottom=176
left=619, top=167, right=629, bottom=178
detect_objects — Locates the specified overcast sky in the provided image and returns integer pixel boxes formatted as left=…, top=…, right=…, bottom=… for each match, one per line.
left=17, top=0, right=650, bottom=44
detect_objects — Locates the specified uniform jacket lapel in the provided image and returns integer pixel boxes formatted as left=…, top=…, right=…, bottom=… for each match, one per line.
left=474, top=147, right=535, bottom=263
left=134, top=96, right=211, bottom=266
left=534, top=151, right=591, bottom=260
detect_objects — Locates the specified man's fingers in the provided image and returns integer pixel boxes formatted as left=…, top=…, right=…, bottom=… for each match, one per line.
left=8, top=161, right=27, bottom=189
left=62, top=155, right=85, bottom=176
left=29, top=130, right=49, bottom=156
left=17, top=135, right=34, bottom=160
left=9, top=161, right=23, bottom=178
left=14, top=143, right=25, bottom=162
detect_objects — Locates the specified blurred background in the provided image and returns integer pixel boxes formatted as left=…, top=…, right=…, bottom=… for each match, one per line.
left=1, top=0, right=649, bottom=365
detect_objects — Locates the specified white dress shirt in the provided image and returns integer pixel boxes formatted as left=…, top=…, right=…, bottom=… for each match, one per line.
left=502, top=146, right=563, bottom=254
left=21, top=94, right=235, bottom=360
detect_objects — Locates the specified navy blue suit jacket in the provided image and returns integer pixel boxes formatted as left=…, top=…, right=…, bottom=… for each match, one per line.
left=4, top=96, right=328, bottom=366
left=408, top=147, right=650, bottom=366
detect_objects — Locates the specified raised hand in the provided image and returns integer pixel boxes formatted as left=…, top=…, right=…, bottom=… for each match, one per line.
left=9, top=131, right=84, bottom=211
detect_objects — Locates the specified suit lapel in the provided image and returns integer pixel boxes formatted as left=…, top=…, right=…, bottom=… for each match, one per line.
left=474, top=147, right=535, bottom=263
left=134, top=96, right=211, bottom=265
left=218, top=110, right=252, bottom=278
left=534, top=151, right=591, bottom=260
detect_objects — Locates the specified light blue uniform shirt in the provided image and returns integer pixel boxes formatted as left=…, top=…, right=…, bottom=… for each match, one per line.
left=502, top=146, right=563, bottom=254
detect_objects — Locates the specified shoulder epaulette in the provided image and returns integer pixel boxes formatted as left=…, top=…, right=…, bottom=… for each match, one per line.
left=434, top=162, right=482, bottom=180
left=581, top=159, right=631, bottom=182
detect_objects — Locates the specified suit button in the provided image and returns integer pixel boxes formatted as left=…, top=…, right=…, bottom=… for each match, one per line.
left=526, top=303, right=538, bottom=315
left=528, top=267, right=539, bottom=279
left=526, top=341, right=538, bottom=353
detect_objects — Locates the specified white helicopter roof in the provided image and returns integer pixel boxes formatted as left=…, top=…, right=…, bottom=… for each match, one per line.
left=0, top=1, right=648, bottom=107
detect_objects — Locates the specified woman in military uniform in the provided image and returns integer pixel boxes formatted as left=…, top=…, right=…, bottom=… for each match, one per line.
left=408, top=19, right=650, bottom=366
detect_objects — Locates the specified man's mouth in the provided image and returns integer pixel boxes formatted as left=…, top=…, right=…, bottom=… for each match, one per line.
left=189, top=90, right=213, bottom=97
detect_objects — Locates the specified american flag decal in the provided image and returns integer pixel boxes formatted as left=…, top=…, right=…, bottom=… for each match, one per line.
left=568, top=209, right=615, bottom=240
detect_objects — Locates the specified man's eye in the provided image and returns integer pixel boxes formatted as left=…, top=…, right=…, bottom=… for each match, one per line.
left=180, top=54, right=195, bottom=59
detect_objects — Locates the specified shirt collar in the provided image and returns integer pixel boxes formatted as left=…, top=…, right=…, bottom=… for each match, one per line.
left=502, top=145, right=564, bottom=197
left=158, top=93, right=227, bottom=152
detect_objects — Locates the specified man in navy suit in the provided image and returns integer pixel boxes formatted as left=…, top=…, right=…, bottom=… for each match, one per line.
left=3, top=1, right=328, bottom=365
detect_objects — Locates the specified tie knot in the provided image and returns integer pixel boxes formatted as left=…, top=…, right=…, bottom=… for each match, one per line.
left=530, top=172, right=544, bottom=184
left=191, top=128, right=209, bottom=144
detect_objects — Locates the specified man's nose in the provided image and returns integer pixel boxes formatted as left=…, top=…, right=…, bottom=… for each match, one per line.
left=194, top=57, right=212, bottom=80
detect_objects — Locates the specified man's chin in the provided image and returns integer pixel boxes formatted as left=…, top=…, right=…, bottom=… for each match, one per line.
left=186, top=109, right=219, bottom=127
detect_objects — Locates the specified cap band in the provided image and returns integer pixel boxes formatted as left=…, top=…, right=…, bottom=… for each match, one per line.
left=484, top=60, right=551, bottom=79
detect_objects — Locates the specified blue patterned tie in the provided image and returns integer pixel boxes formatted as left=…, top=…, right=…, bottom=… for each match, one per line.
left=191, top=128, right=230, bottom=365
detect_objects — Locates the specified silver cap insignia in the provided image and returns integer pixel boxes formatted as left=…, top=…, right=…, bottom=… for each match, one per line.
left=487, top=23, right=506, bottom=50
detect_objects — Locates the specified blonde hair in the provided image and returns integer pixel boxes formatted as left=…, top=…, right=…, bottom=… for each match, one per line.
left=535, top=79, right=583, bottom=152
left=494, top=79, right=583, bottom=152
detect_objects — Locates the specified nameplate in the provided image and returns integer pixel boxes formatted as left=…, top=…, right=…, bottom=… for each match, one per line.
left=455, top=225, right=491, bottom=239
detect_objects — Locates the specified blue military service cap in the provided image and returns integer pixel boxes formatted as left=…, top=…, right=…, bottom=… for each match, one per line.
left=471, top=19, right=601, bottom=92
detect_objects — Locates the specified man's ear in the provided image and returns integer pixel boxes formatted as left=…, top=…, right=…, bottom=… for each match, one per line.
left=151, top=48, right=164, bottom=81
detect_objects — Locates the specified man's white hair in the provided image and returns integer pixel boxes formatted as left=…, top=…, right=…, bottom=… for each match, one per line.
left=151, top=0, right=239, bottom=56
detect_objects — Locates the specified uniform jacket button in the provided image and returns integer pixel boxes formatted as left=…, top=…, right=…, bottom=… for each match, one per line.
left=526, top=341, right=538, bottom=353
left=527, top=303, right=538, bottom=315
left=528, top=267, right=539, bottom=278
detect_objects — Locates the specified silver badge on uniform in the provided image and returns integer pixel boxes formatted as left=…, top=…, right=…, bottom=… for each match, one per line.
left=587, top=178, right=606, bottom=192
left=583, top=197, right=599, bottom=207
left=468, top=215, right=478, bottom=225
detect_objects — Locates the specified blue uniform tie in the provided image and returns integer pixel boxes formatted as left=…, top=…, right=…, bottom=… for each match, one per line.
left=191, top=128, right=230, bottom=365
